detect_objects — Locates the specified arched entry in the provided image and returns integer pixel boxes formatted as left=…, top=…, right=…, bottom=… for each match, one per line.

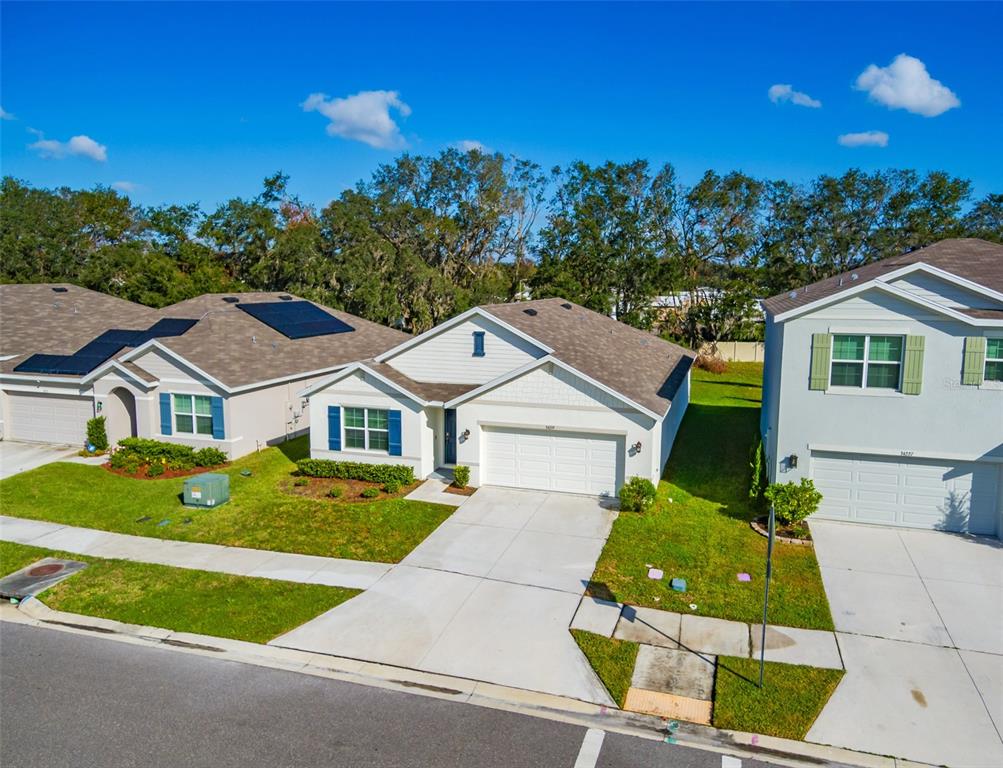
left=105, top=388, right=138, bottom=446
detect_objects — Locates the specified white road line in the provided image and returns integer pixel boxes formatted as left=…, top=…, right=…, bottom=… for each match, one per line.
left=573, top=728, right=605, bottom=768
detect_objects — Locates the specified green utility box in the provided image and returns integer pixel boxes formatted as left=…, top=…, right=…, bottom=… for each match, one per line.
left=182, top=473, right=230, bottom=508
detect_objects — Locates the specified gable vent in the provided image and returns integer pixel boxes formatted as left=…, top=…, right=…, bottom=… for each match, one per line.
left=222, top=296, right=240, bottom=303
left=523, top=308, right=538, bottom=316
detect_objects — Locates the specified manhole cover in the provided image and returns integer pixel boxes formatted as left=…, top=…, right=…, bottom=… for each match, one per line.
left=0, top=558, right=88, bottom=599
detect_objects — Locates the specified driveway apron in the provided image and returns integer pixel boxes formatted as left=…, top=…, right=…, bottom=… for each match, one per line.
left=271, top=487, right=616, bottom=705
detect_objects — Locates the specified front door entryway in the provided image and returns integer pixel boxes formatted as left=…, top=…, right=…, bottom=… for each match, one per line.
left=444, top=408, right=457, bottom=464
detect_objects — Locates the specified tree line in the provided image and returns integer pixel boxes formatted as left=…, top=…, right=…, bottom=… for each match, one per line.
left=1, top=150, right=999, bottom=346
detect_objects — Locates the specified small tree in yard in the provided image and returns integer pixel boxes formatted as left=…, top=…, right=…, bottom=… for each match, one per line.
left=86, top=416, right=108, bottom=451
left=453, top=465, right=471, bottom=489
left=764, top=478, right=823, bottom=527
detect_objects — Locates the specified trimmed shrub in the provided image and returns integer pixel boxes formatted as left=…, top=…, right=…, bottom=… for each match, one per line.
left=765, top=478, right=823, bottom=526
left=146, top=462, right=165, bottom=478
left=452, top=465, right=470, bottom=489
left=293, top=477, right=309, bottom=487
left=328, top=486, right=344, bottom=499
left=296, top=459, right=414, bottom=486
left=749, top=435, right=766, bottom=502
left=694, top=353, right=727, bottom=374
left=382, top=479, right=402, bottom=494
left=193, top=447, right=228, bottom=468
left=360, top=487, right=380, bottom=499
left=86, top=416, right=109, bottom=451
left=109, top=451, right=142, bottom=474
left=619, top=476, right=657, bottom=513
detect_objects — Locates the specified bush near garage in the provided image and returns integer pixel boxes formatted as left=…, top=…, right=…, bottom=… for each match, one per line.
left=296, top=459, right=414, bottom=486
left=618, top=476, right=657, bottom=512
left=86, top=416, right=109, bottom=451
left=764, top=478, right=823, bottom=526
left=452, top=465, right=470, bottom=488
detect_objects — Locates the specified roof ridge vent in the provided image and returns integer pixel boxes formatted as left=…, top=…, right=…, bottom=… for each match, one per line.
left=560, top=302, right=572, bottom=309
left=523, top=308, right=538, bottom=316
left=278, top=294, right=293, bottom=301
left=850, top=273, right=859, bottom=281
left=788, top=290, right=797, bottom=299
left=222, top=296, right=240, bottom=303
left=52, top=286, right=68, bottom=293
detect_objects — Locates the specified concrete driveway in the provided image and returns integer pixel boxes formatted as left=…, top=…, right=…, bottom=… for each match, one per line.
left=272, top=487, right=617, bottom=704
left=0, top=440, right=78, bottom=479
left=807, top=520, right=1003, bottom=768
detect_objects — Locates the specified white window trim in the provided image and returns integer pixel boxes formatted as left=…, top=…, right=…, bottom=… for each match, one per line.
left=829, top=334, right=904, bottom=392
left=172, top=392, right=215, bottom=437
left=343, top=406, right=390, bottom=454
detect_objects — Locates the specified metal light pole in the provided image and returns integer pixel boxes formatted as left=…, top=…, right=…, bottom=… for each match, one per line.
left=758, top=504, right=775, bottom=689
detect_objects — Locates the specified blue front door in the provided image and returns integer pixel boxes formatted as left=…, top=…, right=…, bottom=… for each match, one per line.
left=444, top=408, right=457, bottom=464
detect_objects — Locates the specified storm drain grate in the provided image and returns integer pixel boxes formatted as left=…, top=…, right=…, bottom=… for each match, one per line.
left=0, top=558, right=88, bottom=600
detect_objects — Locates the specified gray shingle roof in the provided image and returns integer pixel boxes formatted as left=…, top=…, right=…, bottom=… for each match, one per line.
left=482, top=298, right=694, bottom=416
left=363, top=361, right=478, bottom=403
left=0, top=285, right=409, bottom=388
left=762, top=238, right=1003, bottom=317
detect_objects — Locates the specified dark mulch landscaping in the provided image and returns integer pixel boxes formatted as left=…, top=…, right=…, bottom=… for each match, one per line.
left=283, top=475, right=420, bottom=503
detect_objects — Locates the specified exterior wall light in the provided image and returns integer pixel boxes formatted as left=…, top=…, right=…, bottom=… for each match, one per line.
left=632, top=441, right=642, bottom=453
left=788, top=453, right=798, bottom=469
left=461, top=429, right=470, bottom=440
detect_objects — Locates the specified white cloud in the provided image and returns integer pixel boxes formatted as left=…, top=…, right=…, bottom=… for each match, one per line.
left=454, top=139, right=489, bottom=153
left=855, top=54, right=960, bottom=117
left=28, top=130, right=108, bottom=161
left=837, top=130, right=889, bottom=148
left=0, top=106, right=14, bottom=120
left=112, top=181, right=139, bottom=193
left=301, top=90, right=411, bottom=149
left=768, top=83, right=821, bottom=108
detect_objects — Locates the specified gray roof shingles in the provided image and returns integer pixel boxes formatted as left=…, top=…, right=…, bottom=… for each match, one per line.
left=762, top=238, right=1003, bottom=317
left=0, top=285, right=409, bottom=388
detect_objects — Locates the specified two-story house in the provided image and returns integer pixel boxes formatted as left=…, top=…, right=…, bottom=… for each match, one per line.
left=760, top=238, right=1003, bottom=537
left=303, top=298, right=694, bottom=497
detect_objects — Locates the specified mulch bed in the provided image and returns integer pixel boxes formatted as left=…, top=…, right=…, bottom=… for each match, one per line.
left=103, top=463, right=228, bottom=480
left=749, top=515, right=813, bottom=546
left=283, top=476, right=420, bottom=503
left=444, top=485, right=477, bottom=497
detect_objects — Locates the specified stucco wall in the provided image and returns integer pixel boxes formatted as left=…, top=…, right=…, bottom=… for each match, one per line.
left=772, top=290, right=1003, bottom=485
left=658, top=369, right=690, bottom=478
left=309, top=370, right=432, bottom=478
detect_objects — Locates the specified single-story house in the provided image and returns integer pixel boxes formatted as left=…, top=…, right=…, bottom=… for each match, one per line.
left=760, top=238, right=1003, bottom=537
left=0, top=284, right=407, bottom=457
left=302, top=298, right=694, bottom=496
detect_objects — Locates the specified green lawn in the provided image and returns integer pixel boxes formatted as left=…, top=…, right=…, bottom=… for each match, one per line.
left=590, top=363, right=834, bottom=630
left=0, top=436, right=453, bottom=562
left=712, top=656, right=844, bottom=739
left=0, top=541, right=358, bottom=643
left=571, top=629, right=639, bottom=708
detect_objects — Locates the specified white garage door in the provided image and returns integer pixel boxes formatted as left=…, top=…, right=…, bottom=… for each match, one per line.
left=6, top=392, right=93, bottom=445
left=812, top=451, right=999, bottom=535
left=483, top=427, right=624, bottom=496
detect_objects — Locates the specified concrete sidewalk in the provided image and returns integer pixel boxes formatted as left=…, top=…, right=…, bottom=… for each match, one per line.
left=0, top=515, right=390, bottom=590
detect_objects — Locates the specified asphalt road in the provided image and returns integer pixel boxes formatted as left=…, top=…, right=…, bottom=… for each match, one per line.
left=1, top=623, right=773, bottom=768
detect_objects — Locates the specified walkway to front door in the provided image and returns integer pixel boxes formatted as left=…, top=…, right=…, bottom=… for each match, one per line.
left=271, top=487, right=618, bottom=704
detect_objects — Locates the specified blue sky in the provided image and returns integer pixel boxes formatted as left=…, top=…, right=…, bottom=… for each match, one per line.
left=2, top=2, right=1000, bottom=209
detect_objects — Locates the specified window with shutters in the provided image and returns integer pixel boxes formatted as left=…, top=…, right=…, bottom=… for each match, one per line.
left=173, top=394, right=214, bottom=435
left=986, top=338, right=1003, bottom=382
left=830, top=335, right=903, bottom=390
left=344, top=407, right=389, bottom=452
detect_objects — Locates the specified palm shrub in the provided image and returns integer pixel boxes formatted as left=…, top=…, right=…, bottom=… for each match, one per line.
left=86, top=416, right=109, bottom=451
left=619, top=476, right=657, bottom=512
left=764, top=478, right=823, bottom=526
left=452, top=465, right=470, bottom=488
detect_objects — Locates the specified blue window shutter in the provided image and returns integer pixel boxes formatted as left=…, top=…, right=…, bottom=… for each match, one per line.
left=388, top=410, right=402, bottom=456
left=327, top=406, right=341, bottom=451
left=210, top=396, right=225, bottom=439
left=159, top=393, right=172, bottom=435
left=473, top=331, right=485, bottom=357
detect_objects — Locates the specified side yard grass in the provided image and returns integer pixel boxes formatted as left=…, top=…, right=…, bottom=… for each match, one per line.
left=589, top=363, right=834, bottom=630
left=713, top=656, right=844, bottom=739
left=0, top=436, right=453, bottom=562
left=0, top=541, right=357, bottom=643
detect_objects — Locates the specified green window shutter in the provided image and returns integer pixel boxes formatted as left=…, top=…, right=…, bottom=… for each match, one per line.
left=809, top=333, right=832, bottom=390
left=902, top=336, right=925, bottom=395
left=962, top=337, right=986, bottom=386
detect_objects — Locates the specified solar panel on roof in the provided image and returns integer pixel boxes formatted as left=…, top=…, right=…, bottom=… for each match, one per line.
left=13, top=317, right=199, bottom=376
left=236, top=300, right=353, bottom=339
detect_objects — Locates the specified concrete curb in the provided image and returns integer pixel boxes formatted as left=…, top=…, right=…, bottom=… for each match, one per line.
left=3, top=598, right=933, bottom=768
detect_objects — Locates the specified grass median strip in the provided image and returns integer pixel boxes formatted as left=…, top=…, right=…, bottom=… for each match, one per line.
left=589, top=363, right=834, bottom=631
left=0, top=436, right=453, bottom=562
left=571, top=629, right=639, bottom=708
left=712, top=656, right=844, bottom=739
left=1, top=541, right=358, bottom=644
